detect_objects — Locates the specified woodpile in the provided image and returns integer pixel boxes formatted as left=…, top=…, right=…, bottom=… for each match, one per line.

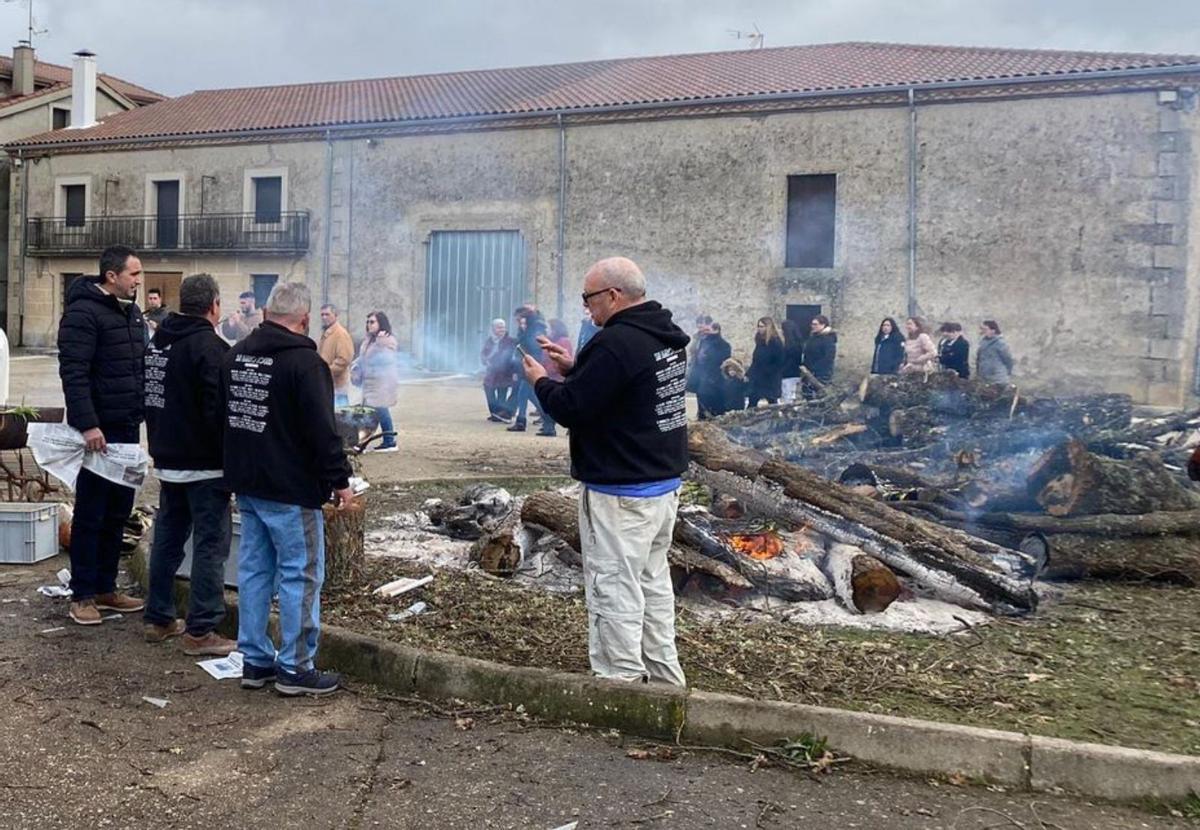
left=715, top=372, right=1200, bottom=588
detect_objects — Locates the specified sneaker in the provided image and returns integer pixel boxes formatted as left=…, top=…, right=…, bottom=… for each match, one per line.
left=487, top=415, right=504, bottom=423
left=69, top=600, right=102, bottom=626
left=241, top=662, right=276, bottom=690
left=94, top=592, right=144, bottom=613
left=181, top=631, right=238, bottom=657
left=506, top=422, right=526, bottom=432
left=144, top=619, right=185, bottom=643
left=275, top=668, right=342, bottom=697
left=373, top=445, right=399, bottom=454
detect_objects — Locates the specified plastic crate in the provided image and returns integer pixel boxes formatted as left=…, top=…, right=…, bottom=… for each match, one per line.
left=0, top=503, right=59, bottom=564
left=177, top=513, right=241, bottom=588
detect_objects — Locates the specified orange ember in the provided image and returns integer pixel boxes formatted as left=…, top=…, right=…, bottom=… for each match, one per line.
left=727, top=532, right=785, bottom=561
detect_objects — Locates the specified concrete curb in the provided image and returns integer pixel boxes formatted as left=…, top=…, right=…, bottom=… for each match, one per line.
left=134, top=552, right=1199, bottom=802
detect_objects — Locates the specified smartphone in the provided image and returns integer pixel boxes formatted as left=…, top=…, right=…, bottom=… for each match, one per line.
left=515, top=344, right=528, bottom=359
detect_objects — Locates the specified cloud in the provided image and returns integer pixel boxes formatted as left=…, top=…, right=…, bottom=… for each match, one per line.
left=1, top=0, right=1195, bottom=96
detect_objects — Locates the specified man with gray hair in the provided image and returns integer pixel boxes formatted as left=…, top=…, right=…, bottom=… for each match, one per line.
left=522, top=257, right=690, bottom=686
left=144, top=274, right=236, bottom=656
left=221, top=281, right=354, bottom=696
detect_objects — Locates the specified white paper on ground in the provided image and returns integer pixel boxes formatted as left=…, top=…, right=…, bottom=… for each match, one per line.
left=36, top=567, right=73, bottom=598
left=142, top=696, right=169, bottom=709
left=26, top=423, right=148, bottom=491
left=197, top=651, right=244, bottom=680
left=374, top=574, right=433, bottom=597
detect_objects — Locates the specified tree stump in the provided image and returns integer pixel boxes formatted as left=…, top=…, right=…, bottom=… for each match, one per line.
left=323, top=495, right=366, bottom=589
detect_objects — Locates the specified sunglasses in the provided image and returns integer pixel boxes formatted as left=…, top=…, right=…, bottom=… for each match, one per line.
left=581, top=286, right=620, bottom=304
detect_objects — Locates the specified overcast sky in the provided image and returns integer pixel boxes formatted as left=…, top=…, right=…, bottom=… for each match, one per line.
left=3, top=0, right=1198, bottom=96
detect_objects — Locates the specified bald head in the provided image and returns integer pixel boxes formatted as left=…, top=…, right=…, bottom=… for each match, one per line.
left=582, top=257, right=647, bottom=326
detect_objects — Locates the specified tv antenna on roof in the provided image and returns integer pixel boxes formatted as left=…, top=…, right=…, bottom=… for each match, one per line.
left=4, top=0, right=49, bottom=47
left=728, top=23, right=764, bottom=50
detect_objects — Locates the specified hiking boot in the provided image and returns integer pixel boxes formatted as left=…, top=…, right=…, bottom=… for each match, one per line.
left=69, top=600, right=102, bottom=626
left=241, top=662, right=276, bottom=690
left=181, top=631, right=237, bottom=657
left=275, top=668, right=342, bottom=697
left=144, top=619, right=185, bottom=643
left=94, top=592, right=144, bottom=613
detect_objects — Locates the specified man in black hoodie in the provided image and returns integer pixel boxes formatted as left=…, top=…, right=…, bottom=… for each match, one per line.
left=221, top=281, right=354, bottom=697
left=143, top=274, right=236, bottom=657
left=523, top=257, right=689, bottom=686
left=57, top=245, right=148, bottom=626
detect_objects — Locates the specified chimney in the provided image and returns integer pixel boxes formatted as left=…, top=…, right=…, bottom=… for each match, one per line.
left=70, top=49, right=97, bottom=129
left=12, top=41, right=34, bottom=96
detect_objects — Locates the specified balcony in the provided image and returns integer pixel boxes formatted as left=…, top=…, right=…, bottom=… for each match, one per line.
left=25, top=211, right=310, bottom=256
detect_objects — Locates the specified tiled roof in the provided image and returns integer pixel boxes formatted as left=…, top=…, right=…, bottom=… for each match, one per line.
left=0, top=54, right=165, bottom=104
left=10, top=41, right=1199, bottom=148
left=0, top=81, right=68, bottom=112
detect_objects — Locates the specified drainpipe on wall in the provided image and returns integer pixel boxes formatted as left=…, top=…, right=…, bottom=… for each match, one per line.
left=346, top=141, right=355, bottom=327
left=906, top=87, right=919, bottom=319
left=16, top=152, right=28, bottom=346
left=321, top=130, right=334, bottom=306
left=555, top=113, right=567, bottom=320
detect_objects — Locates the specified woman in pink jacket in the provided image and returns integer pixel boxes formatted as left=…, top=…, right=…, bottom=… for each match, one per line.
left=900, top=316, right=938, bottom=374
left=355, top=310, right=400, bottom=451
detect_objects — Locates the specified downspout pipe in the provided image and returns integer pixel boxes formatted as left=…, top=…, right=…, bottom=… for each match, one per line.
left=906, top=87, right=918, bottom=319
left=17, top=150, right=28, bottom=346
left=555, top=113, right=567, bottom=320
left=321, top=130, right=334, bottom=306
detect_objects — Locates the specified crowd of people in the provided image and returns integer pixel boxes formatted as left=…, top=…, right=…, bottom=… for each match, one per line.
left=685, top=312, right=1015, bottom=419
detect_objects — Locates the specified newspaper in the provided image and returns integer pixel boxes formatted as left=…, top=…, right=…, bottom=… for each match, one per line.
left=26, top=423, right=148, bottom=491
left=197, top=651, right=243, bottom=680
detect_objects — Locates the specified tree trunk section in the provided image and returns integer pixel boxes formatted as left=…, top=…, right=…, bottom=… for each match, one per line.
left=822, top=543, right=901, bottom=613
left=322, top=496, right=366, bottom=589
left=1028, top=439, right=1200, bottom=517
left=1035, top=533, right=1200, bottom=585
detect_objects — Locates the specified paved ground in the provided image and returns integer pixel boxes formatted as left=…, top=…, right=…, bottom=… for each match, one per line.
left=0, top=558, right=1191, bottom=829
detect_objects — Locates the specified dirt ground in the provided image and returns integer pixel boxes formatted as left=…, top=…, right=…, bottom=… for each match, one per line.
left=1, top=558, right=1191, bottom=830
left=5, top=353, right=1199, bottom=823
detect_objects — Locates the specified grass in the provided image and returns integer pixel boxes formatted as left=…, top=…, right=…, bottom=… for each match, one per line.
left=327, top=477, right=1200, bottom=756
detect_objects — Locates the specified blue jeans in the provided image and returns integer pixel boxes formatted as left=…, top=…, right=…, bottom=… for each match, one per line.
left=236, top=495, right=325, bottom=675
left=145, top=478, right=232, bottom=636
left=375, top=406, right=396, bottom=447
left=514, top=381, right=554, bottom=433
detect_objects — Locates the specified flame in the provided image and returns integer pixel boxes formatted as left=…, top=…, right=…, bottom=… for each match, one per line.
left=727, top=532, right=785, bottom=561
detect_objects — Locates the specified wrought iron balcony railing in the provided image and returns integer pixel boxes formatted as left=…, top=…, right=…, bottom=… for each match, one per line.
left=25, top=211, right=310, bottom=255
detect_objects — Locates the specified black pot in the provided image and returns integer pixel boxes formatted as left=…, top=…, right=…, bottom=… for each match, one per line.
left=0, top=406, right=66, bottom=450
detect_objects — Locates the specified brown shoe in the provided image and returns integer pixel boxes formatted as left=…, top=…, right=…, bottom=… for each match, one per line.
left=144, top=619, right=185, bottom=643
left=94, top=592, right=145, bottom=613
left=69, top=600, right=102, bottom=626
left=181, top=631, right=237, bottom=657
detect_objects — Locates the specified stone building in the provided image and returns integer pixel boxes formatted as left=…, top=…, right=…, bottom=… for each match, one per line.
left=0, top=44, right=162, bottom=326
left=5, top=42, right=1199, bottom=405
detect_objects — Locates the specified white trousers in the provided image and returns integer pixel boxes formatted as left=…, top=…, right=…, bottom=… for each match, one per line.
left=579, top=488, right=687, bottom=686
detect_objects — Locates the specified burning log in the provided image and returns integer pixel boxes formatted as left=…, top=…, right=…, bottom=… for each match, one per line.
left=1027, top=439, right=1200, bottom=517
left=518, top=490, right=753, bottom=589
left=821, top=543, right=901, bottom=613
left=673, top=513, right=832, bottom=601
left=688, top=422, right=1038, bottom=614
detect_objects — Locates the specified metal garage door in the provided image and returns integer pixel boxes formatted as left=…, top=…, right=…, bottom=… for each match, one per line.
left=423, top=230, right=526, bottom=372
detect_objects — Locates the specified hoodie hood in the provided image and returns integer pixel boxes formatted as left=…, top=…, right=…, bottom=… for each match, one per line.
left=239, top=319, right=317, bottom=356
left=152, top=313, right=217, bottom=348
left=815, top=328, right=838, bottom=343
left=67, top=277, right=128, bottom=312
left=605, top=301, right=690, bottom=350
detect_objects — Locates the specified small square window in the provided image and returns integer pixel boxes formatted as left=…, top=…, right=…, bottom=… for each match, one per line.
left=52, top=108, right=70, bottom=130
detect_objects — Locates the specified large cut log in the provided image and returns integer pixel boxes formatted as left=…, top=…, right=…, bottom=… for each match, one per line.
left=821, top=543, right=901, bottom=613
left=1028, top=439, right=1200, bottom=517
left=688, top=421, right=1038, bottom=614
left=323, top=496, right=366, bottom=589
left=1030, top=533, right=1200, bottom=585
left=468, top=508, right=522, bottom=576
left=519, top=490, right=753, bottom=589
left=895, top=503, right=1200, bottom=536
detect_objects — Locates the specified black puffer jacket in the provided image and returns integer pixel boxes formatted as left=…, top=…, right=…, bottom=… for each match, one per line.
left=57, top=278, right=146, bottom=435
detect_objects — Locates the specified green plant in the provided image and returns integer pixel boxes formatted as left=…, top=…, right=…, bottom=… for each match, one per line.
left=1, top=405, right=39, bottom=422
